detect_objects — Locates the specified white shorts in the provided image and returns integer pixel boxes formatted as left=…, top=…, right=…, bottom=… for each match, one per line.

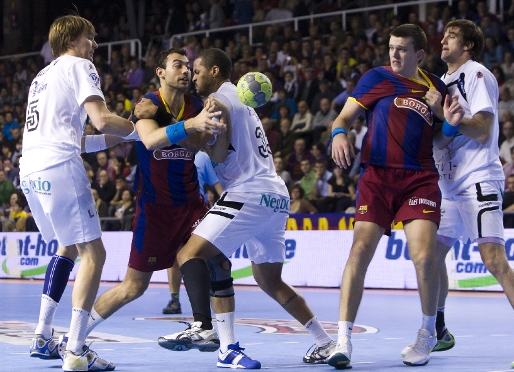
left=438, top=181, right=504, bottom=243
left=21, top=156, right=102, bottom=246
left=193, top=191, right=289, bottom=264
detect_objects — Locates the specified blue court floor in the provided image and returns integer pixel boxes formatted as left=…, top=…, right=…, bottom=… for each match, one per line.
left=1, top=279, right=514, bottom=372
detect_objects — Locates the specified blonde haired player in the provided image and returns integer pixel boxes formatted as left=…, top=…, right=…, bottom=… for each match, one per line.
left=23, top=14, right=138, bottom=372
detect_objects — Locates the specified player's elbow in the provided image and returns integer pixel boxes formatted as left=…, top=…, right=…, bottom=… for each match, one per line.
left=91, top=113, right=112, bottom=132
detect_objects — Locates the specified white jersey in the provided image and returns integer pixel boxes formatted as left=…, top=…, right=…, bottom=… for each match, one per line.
left=210, top=82, right=288, bottom=196
left=433, top=60, right=504, bottom=197
left=20, top=55, right=104, bottom=176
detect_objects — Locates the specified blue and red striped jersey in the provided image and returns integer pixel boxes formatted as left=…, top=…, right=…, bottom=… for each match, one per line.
left=350, top=66, right=447, bottom=171
left=133, top=90, right=204, bottom=206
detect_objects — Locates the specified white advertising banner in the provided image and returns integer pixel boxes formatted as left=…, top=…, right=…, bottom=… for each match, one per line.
left=1, top=230, right=513, bottom=292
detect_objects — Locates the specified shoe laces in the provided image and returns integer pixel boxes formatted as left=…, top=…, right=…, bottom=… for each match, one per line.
left=412, top=334, right=431, bottom=354
left=227, top=342, right=246, bottom=354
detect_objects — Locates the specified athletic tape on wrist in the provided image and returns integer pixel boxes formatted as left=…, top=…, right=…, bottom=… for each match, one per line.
left=331, top=127, right=348, bottom=140
left=122, top=122, right=140, bottom=141
left=84, top=135, right=107, bottom=153
left=442, top=120, right=458, bottom=137
left=165, top=120, right=188, bottom=144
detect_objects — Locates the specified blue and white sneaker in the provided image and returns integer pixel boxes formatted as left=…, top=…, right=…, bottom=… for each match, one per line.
left=30, top=332, right=60, bottom=359
left=217, top=342, right=261, bottom=369
left=62, top=346, right=115, bottom=372
left=158, top=321, right=220, bottom=352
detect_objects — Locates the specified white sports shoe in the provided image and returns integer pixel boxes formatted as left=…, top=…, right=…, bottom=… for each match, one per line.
left=327, top=337, right=352, bottom=369
left=61, top=346, right=115, bottom=371
left=158, top=321, right=220, bottom=352
left=402, top=329, right=437, bottom=366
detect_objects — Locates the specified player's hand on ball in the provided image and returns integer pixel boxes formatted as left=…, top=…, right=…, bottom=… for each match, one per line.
left=443, top=95, right=464, bottom=126
left=134, top=98, right=158, bottom=119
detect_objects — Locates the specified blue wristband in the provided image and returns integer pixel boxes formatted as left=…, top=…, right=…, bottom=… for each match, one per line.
left=442, top=120, right=458, bottom=137
left=165, top=121, right=188, bottom=144
left=331, top=127, right=348, bottom=140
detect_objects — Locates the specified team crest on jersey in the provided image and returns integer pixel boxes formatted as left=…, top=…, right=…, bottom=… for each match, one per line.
left=394, top=97, right=433, bottom=125
left=89, top=72, right=100, bottom=87
left=29, top=81, right=47, bottom=97
left=477, top=71, right=483, bottom=78
left=147, top=257, right=157, bottom=266
left=358, top=205, right=368, bottom=214
left=153, top=148, right=194, bottom=160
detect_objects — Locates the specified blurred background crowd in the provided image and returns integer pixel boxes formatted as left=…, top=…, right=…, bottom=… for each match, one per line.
left=0, top=0, right=513, bottom=231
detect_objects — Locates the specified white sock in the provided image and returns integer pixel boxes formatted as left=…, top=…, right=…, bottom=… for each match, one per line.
left=437, top=306, right=445, bottom=313
left=304, top=317, right=333, bottom=347
left=85, top=307, right=104, bottom=336
left=215, top=312, right=236, bottom=353
left=67, top=308, right=89, bottom=354
left=338, top=321, right=353, bottom=341
left=421, top=313, right=436, bottom=335
left=34, top=295, right=58, bottom=339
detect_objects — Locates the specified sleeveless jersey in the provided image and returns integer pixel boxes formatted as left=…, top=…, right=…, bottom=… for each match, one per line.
left=21, top=56, right=104, bottom=176
left=133, top=91, right=204, bottom=206
left=351, top=66, right=446, bottom=171
left=433, top=60, right=504, bottom=197
left=211, top=82, right=288, bottom=196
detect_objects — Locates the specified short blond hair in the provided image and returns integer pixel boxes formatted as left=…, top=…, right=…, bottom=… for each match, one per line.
left=49, top=15, right=95, bottom=57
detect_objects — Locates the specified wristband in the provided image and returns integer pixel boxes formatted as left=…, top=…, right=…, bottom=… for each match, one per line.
left=122, top=122, right=140, bottom=141
left=165, top=120, right=189, bottom=144
left=84, top=135, right=107, bottom=153
left=442, top=120, right=459, bottom=137
left=331, top=127, right=348, bottom=140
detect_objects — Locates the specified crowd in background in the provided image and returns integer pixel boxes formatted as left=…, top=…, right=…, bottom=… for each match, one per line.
left=1, top=0, right=514, bottom=231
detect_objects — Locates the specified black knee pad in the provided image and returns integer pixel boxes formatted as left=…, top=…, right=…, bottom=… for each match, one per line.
left=207, top=253, right=234, bottom=297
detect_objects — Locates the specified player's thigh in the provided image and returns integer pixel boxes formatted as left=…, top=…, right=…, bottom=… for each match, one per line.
left=458, top=181, right=504, bottom=242
left=437, top=197, right=465, bottom=239
left=20, top=175, right=55, bottom=242
left=193, top=191, right=289, bottom=262
left=29, top=158, right=101, bottom=246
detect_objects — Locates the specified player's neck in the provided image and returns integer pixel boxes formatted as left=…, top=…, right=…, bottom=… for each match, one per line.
left=446, top=56, right=470, bottom=75
left=161, top=88, right=185, bottom=117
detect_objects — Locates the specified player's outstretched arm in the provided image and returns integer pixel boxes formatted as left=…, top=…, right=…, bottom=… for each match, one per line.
left=331, top=100, right=361, bottom=169
left=84, top=96, right=136, bottom=138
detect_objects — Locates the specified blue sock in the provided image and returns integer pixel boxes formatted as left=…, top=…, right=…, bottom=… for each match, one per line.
left=43, top=255, right=74, bottom=302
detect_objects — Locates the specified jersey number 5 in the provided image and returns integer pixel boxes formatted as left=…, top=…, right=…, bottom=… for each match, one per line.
left=255, top=127, right=271, bottom=158
left=26, top=100, right=39, bottom=132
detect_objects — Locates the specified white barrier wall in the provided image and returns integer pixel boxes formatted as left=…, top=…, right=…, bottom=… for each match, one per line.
left=2, top=231, right=513, bottom=291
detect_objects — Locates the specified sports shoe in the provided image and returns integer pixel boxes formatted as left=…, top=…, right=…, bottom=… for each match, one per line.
left=162, top=299, right=182, bottom=314
left=303, top=340, right=337, bottom=364
left=62, top=345, right=115, bottom=372
left=402, top=329, right=437, bottom=366
left=158, top=321, right=220, bottom=352
left=30, top=332, right=60, bottom=359
left=327, top=337, right=352, bottom=369
left=401, top=328, right=455, bottom=356
left=57, top=334, right=68, bottom=360
left=217, top=342, right=261, bottom=369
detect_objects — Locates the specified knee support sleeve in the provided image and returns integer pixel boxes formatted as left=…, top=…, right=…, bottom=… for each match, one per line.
left=207, top=253, right=234, bottom=297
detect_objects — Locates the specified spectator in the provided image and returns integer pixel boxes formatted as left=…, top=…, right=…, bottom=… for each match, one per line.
left=500, top=120, right=514, bottom=164
left=310, top=78, right=336, bottom=114
left=504, top=146, right=514, bottom=190
left=328, top=165, right=356, bottom=213
left=332, top=78, right=356, bottom=112
left=262, top=117, right=277, bottom=151
left=93, top=169, right=117, bottom=204
left=234, top=0, right=254, bottom=25
left=350, top=116, right=368, bottom=151
left=500, top=87, right=514, bottom=124
left=113, top=100, right=130, bottom=119
left=123, top=58, right=144, bottom=90
left=483, top=35, right=503, bottom=70
left=272, top=118, right=296, bottom=159
left=312, top=97, right=338, bottom=144
left=298, top=158, right=316, bottom=200
left=209, top=0, right=226, bottom=29
left=3, top=159, right=19, bottom=188
left=309, top=160, right=333, bottom=212
left=2, top=112, right=20, bottom=142
left=283, top=71, right=298, bottom=101
left=297, top=67, right=318, bottom=107
left=273, top=156, right=292, bottom=189
left=270, top=89, right=297, bottom=124
left=503, top=174, right=514, bottom=228
left=95, top=151, right=114, bottom=179
left=92, top=188, right=109, bottom=219
left=285, top=137, right=314, bottom=182
left=264, top=0, right=293, bottom=25
left=291, top=100, right=313, bottom=135
left=289, top=184, right=317, bottom=214
left=310, top=142, right=328, bottom=168
left=0, top=169, right=15, bottom=209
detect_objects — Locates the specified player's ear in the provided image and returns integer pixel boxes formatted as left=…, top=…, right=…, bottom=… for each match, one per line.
left=417, top=49, right=425, bottom=63
left=211, top=65, right=220, bottom=77
left=156, top=66, right=165, bottom=80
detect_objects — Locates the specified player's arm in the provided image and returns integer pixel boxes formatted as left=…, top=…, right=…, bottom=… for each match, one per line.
left=80, top=134, right=127, bottom=153
left=83, top=96, right=137, bottom=138
left=433, top=95, right=465, bottom=149
left=455, top=111, right=493, bottom=145
left=204, top=97, right=232, bottom=163
left=133, top=98, right=225, bottom=151
left=331, top=99, right=363, bottom=169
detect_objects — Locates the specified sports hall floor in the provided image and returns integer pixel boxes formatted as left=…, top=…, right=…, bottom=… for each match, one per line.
left=1, top=279, right=513, bottom=372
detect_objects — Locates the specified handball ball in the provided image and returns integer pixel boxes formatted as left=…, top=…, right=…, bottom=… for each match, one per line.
left=237, top=72, right=272, bottom=108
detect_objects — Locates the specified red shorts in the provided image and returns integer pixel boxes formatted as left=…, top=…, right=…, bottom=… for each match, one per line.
left=128, top=196, right=209, bottom=272
left=355, top=165, right=441, bottom=235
